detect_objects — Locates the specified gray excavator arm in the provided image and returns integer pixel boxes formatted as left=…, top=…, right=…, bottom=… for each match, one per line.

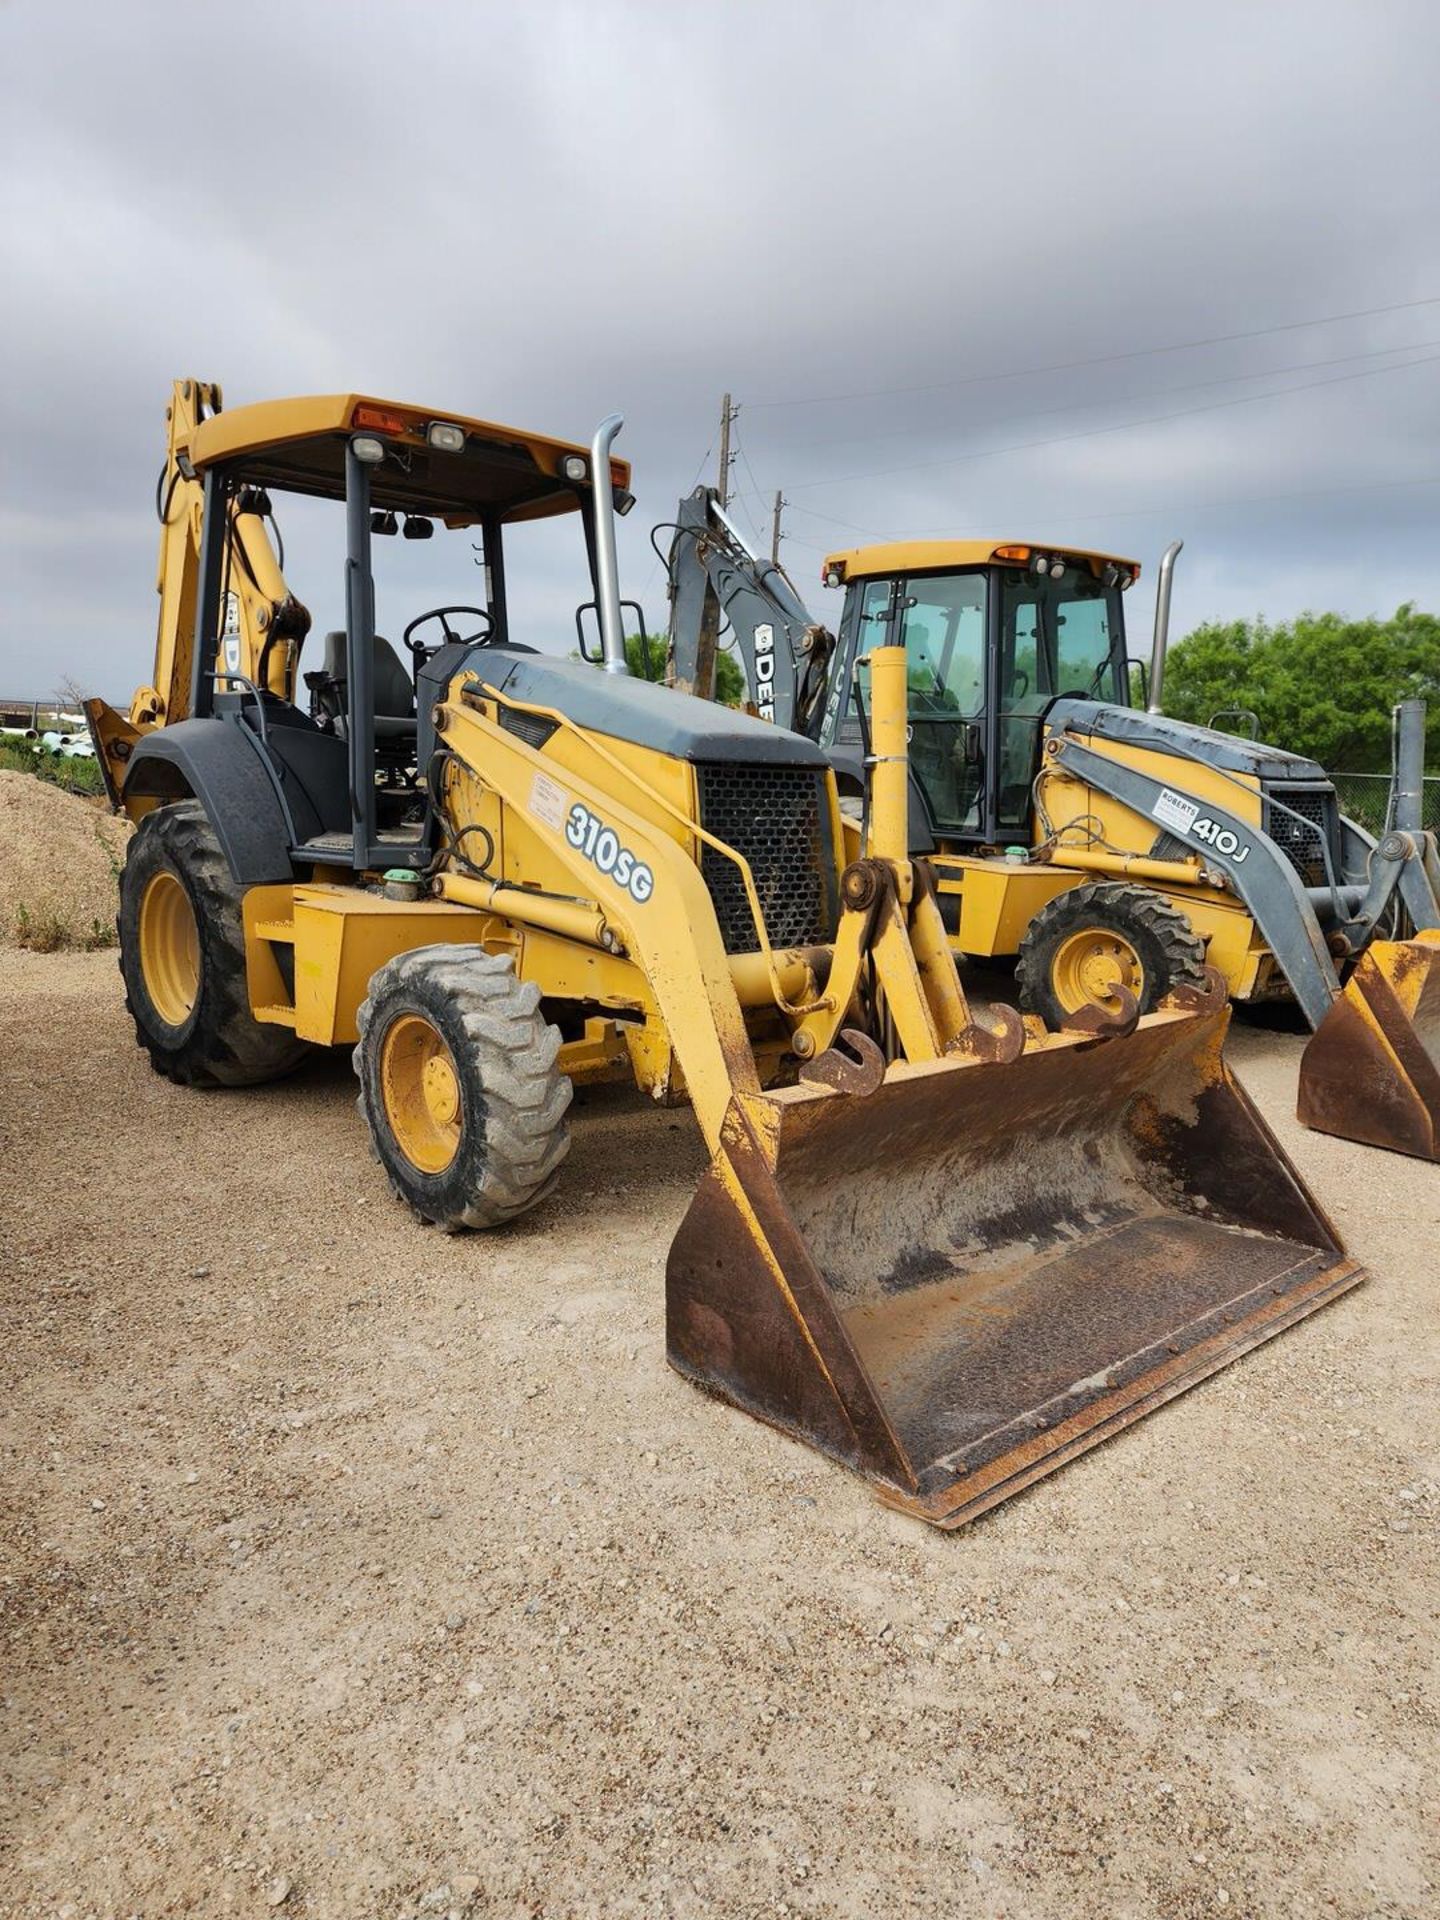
left=663, top=486, right=835, bottom=735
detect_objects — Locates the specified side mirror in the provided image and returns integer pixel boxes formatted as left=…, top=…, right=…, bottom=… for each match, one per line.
left=402, top=516, right=434, bottom=541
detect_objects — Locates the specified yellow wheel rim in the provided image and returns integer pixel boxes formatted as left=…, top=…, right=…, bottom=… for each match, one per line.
left=380, top=1013, right=463, bottom=1174
left=138, top=869, right=200, bottom=1027
left=1051, top=926, right=1144, bottom=1015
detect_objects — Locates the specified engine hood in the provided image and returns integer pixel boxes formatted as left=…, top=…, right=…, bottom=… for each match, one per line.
left=1047, top=699, right=1330, bottom=783
left=459, top=646, right=830, bottom=768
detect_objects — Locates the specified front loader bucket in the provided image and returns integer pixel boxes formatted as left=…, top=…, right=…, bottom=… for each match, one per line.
left=668, top=1006, right=1362, bottom=1528
left=1298, top=932, right=1440, bottom=1161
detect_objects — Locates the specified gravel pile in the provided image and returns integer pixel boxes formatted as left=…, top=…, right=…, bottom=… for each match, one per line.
left=0, top=770, right=130, bottom=948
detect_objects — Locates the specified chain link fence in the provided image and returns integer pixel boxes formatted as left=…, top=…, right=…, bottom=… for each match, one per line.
left=1330, top=773, right=1440, bottom=837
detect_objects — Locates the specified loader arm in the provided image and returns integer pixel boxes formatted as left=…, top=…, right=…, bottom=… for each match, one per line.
left=1044, top=714, right=1440, bottom=1159
left=1046, top=724, right=1440, bottom=1028
left=433, top=673, right=776, bottom=1151
left=665, top=487, right=835, bottom=733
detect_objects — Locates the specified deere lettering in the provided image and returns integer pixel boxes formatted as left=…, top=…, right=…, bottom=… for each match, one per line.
left=752, top=623, right=776, bottom=722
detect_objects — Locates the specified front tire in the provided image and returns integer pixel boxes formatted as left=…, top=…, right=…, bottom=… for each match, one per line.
left=1016, top=882, right=1207, bottom=1029
left=354, top=946, right=572, bottom=1230
left=118, top=801, right=309, bottom=1086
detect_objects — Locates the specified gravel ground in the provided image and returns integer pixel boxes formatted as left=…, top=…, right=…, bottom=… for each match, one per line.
left=1, top=951, right=1436, bottom=1920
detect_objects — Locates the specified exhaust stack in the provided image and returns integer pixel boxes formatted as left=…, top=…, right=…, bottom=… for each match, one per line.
left=1147, top=538, right=1183, bottom=714
left=590, top=413, right=629, bottom=676
left=1392, top=698, right=1426, bottom=833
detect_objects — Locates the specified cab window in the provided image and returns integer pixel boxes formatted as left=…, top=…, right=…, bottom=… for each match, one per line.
left=996, top=567, right=1124, bottom=827
left=854, top=571, right=986, bottom=832
left=855, top=571, right=985, bottom=714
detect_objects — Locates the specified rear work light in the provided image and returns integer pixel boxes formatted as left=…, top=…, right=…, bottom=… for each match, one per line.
left=427, top=421, right=465, bottom=453
left=561, top=454, right=588, bottom=481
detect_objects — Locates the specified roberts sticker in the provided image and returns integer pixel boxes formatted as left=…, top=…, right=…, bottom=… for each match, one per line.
left=529, top=770, right=568, bottom=831
left=1153, top=787, right=1200, bottom=835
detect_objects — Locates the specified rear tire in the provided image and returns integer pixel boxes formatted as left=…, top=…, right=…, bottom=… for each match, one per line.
left=1017, top=882, right=1206, bottom=1029
left=354, top=945, right=572, bottom=1230
left=118, top=801, right=310, bottom=1087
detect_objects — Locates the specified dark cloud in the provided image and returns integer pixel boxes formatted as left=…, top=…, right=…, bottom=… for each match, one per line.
left=3, top=0, right=1439, bottom=698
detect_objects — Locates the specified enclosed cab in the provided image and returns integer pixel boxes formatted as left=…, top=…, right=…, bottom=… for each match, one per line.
left=813, top=538, right=1359, bottom=1017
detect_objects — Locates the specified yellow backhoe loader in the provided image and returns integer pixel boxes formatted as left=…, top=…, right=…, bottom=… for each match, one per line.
left=86, top=381, right=1363, bottom=1528
left=666, top=492, right=1440, bottom=1161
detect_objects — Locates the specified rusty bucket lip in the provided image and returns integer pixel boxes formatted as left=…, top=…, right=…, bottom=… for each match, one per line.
left=872, top=1253, right=1365, bottom=1529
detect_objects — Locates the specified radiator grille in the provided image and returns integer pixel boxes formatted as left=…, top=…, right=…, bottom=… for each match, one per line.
left=696, top=763, right=838, bottom=955
left=1264, top=783, right=1340, bottom=887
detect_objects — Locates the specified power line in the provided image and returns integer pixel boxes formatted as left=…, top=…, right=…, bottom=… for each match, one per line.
left=733, top=435, right=773, bottom=552
left=785, top=501, right=888, bottom=538
left=745, top=293, right=1440, bottom=411
left=637, top=433, right=716, bottom=601
left=784, top=348, right=1440, bottom=493
left=774, top=336, right=1440, bottom=460
left=904, top=472, right=1440, bottom=537
left=788, top=472, right=1440, bottom=547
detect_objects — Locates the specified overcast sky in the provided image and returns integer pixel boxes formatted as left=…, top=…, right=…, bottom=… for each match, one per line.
left=3, top=0, right=1439, bottom=701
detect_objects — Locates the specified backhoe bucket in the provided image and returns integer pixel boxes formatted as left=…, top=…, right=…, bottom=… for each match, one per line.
left=1298, top=932, right=1440, bottom=1161
left=668, top=1005, right=1362, bottom=1528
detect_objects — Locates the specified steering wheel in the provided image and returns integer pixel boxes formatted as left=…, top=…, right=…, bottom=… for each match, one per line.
left=403, top=605, right=495, bottom=661
left=1010, top=668, right=1030, bottom=699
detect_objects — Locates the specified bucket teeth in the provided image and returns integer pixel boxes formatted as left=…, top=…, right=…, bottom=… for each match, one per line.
left=1298, top=935, right=1440, bottom=1161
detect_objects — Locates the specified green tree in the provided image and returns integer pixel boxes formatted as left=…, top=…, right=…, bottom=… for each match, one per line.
left=624, top=631, right=745, bottom=706
left=1163, top=604, right=1440, bottom=770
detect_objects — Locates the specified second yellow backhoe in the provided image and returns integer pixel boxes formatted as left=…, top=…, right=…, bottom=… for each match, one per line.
left=665, top=491, right=1440, bottom=1161
left=85, top=381, right=1363, bottom=1529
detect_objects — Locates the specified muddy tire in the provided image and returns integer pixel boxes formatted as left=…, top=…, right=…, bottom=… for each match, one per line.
left=118, top=801, right=310, bottom=1087
left=354, top=945, right=572, bottom=1230
left=1017, top=882, right=1207, bottom=1029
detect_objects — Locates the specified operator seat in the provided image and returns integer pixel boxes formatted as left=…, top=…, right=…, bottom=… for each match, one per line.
left=318, top=630, right=417, bottom=740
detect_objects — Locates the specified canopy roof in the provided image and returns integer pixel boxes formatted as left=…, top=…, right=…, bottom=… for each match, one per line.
left=186, top=393, right=629, bottom=525
left=823, top=539, right=1140, bottom=582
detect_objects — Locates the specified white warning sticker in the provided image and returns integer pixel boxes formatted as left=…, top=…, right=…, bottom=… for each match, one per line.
left=1152, top=786, right=1200, bottom=835
left=528, top=769, right=568, bottom=831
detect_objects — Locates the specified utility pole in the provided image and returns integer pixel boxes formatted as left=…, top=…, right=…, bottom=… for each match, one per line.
left=717, top=392, right=736, bottom=509
left=681, top=393, right=738, bottom=703
left=770, top=490, right=786, bottom=565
